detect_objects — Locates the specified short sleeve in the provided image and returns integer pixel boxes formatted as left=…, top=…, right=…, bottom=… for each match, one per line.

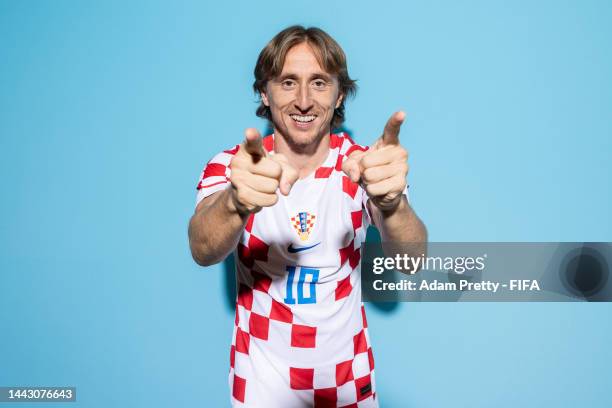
left=195, top=145, right=239, bottom=206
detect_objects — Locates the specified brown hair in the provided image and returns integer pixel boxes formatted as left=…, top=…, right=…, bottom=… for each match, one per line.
left=253, top=25, right=357, bottom=130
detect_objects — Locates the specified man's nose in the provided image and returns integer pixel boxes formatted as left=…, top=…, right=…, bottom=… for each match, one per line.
left=294, top=84, right=313, bottom=111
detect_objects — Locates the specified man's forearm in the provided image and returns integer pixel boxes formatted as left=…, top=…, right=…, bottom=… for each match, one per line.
left=369, top=196, right=428, bottom=270
left=188, top=187, right=249, bottom=266
left=373, top=196, right=427, bottom=243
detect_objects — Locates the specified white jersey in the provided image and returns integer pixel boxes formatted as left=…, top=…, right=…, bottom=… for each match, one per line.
left=196, top=133, right=379, bottom=408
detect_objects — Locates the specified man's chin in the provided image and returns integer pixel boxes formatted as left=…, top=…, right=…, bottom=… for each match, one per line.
left=274, top=120, right=330, bottom=151
left=285, top=130, right=323, bottom=148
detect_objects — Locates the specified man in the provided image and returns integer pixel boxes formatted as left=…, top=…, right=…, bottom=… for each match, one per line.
left=189, top=25, right=426, bottom=407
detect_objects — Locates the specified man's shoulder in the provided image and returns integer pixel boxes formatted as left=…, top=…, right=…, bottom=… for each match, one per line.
left=195, top=144, right=240, bottom=192
left=209, top=144, right=240, bottom=161
left=206, top=134, right=276, bottom=160
left=332, top=131, right=369, bottom=156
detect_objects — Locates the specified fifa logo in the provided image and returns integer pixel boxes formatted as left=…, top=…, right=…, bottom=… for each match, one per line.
left=290, top=212, right=316, bottom=241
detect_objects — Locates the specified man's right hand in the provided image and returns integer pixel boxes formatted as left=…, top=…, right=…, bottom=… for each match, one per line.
left=228, top=128, right=299, bottom=216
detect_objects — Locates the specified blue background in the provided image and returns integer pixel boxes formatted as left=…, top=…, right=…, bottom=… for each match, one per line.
left=1, top=0, right=611, bottom=407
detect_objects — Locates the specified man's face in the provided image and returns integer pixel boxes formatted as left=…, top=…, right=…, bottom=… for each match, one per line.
left=261, top=42, right=343, bottom=149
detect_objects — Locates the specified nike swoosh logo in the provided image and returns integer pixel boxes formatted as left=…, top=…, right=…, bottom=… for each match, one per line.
left=288, top=242, right=321, bottom=253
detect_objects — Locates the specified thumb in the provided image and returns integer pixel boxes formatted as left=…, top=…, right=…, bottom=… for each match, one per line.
left=243, top=128, right=266, bottom=162
left=380, top=111, right=406, bottom=146
left=270, top=153, right=299, bottom=195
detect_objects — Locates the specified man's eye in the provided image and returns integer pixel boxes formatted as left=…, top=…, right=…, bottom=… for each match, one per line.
left=282, top=80, right=295, bottom=88
left=313, top=80, right=326, bottom=88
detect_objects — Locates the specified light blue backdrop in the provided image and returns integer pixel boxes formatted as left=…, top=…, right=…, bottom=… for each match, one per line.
left=1, top=0, right=611, bottom=407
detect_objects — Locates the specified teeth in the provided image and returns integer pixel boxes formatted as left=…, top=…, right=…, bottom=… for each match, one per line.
left=290, top=114, right=316, bottom=123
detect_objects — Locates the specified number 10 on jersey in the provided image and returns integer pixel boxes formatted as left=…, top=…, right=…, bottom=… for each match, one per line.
left=284, top=266, right=320, bottom=305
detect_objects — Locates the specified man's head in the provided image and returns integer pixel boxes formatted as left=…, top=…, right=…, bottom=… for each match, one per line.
left=253, top=25, right=356, bottom=149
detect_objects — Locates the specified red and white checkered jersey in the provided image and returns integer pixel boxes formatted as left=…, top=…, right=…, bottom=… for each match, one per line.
left=196, top=133, right=379, bottom=408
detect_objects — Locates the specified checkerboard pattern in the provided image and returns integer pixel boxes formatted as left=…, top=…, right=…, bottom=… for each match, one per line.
left=285, top=311, right=377, bottom=407
left=196, top=133, right=383, bottom=407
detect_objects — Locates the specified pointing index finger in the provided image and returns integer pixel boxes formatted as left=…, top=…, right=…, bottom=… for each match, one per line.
left=381, top=111, right=406, bottom=146
left=244, top=128, right=266, bottom=162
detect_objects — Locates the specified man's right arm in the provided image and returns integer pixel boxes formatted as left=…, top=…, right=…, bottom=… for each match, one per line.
left=188, top=128, right=298, bottom=267
left=188, top=188, right=250, bottom=266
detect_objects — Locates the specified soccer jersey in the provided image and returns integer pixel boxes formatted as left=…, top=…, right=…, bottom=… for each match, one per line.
left=196, top=133, right=379, bottom=408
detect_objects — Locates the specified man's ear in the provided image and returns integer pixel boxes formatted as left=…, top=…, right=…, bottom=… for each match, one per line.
left=335, top=93, right=344, bottom=109
left=261, top=91, right=270, bottom=107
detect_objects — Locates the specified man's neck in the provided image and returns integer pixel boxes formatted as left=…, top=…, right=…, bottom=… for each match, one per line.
left=273, top=130, right=331, bottom=179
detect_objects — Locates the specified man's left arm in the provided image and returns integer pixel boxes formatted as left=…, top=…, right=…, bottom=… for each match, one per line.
left=368, top=194, right=427, bottom=244
left=342, top=111, right=428, bottom=266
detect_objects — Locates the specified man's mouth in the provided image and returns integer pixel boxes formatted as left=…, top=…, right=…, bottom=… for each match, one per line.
left=289, top=114, right=317, bottom=123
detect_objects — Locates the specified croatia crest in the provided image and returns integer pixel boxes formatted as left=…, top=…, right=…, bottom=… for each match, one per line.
left=290, top=212, right=316, bottom=241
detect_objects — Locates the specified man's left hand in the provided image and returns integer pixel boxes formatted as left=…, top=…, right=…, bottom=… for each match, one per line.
left=341, top=111, right=409, bottom=212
